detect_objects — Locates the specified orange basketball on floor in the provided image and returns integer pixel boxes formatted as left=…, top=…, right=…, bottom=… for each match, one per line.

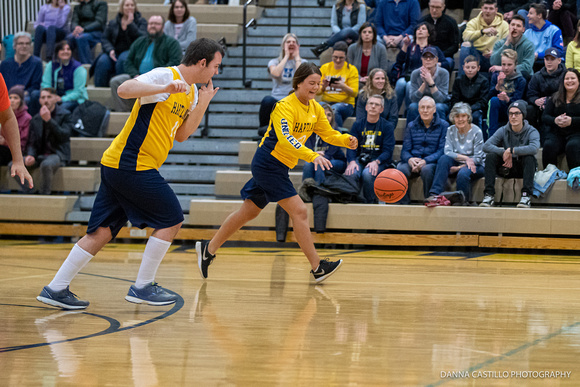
left=374, top=169, right=408, bottom=203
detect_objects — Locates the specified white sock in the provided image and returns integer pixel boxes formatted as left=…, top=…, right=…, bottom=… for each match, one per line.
left=48, top=244, right=94, bottom=291
left=135, top=236, right=172, bottom=289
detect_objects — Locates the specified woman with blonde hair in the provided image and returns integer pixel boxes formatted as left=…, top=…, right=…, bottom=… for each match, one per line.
left=258, top=33, right=305, bottom=134
left=355, top=68, right=397, bottom=127
left=93, top=0, right=147, bottom=87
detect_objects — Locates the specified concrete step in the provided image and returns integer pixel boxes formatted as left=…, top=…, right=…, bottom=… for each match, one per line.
left=209, top=102, right=262, bottom=112
left=165, top=154, right=239, bottom=165
left=215, top=67, right=269, bottom=80
left=194, top=128, right=257, bottom=139
left=243, top=36, right=324, bottom=45
left=258, top=16, right=329, bottom=26
left=263, top=6, right=331, bottom=17
left=211, top=89, right=268, bottom=103
left=207, top=113, right=259, bottom=128
left=159, top=165, right=238, bottom=183
left=170, top=183, right=215, bottom=196
left=171, top=138, right=241, bottom=154
left=248, top=26, right=329, bottom=38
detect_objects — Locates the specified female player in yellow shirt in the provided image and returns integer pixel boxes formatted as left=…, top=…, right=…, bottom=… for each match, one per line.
left=197, top=63, right=358, bottom=283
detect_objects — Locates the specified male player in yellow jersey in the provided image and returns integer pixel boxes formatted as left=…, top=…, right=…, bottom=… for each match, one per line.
left=37, top=38, right=224, bottom=309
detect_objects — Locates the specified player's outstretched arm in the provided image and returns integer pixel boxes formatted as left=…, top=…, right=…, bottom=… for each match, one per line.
left=174, top=80, right=219, bottom=142
left=0, top=107, right=33, bottom=188
left=118, top=79, right=188, bottom=99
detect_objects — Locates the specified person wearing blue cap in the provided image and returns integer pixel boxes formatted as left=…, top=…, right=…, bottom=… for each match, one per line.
left=527, top=47, right=566, bottom=144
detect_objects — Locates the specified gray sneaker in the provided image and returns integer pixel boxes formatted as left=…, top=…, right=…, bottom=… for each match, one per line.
left=125, top=282, right=177, bottom=305
left=517, top=194, right=531, bottom=208
left=37, top=286, right=89, bottom=310
left=479, top=194, right=495, bottom=207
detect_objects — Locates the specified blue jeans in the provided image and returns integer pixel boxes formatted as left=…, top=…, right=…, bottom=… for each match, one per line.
left=396, top=161, right=437, bottom=204
left=407, top=102, right=449, bottom=124
left=330, top=102, right=354, bottom=128
left=487, top=97, right=508, bottom=139
left=395, top=77, right=411, bottom=113
left=303, top=159, right=346, bottom=184
left=34, top=25, right=67, bottom=61
left=429, top=155, right=484, bottom=201
left=351, top=160, right=388, bottom=203
left=94, top=51, right=130, bottom=87
left=67, top=31, right=102, bottom=64
left=327, top=29, right=359, bottom=47
left=459, top=45, right=491, bottom=75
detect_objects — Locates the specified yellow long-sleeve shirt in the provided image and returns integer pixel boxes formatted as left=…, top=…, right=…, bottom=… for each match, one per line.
left=259, top=93, right=351, bottom=169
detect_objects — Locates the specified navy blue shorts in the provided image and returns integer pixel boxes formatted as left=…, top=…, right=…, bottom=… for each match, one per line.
left=240, top=147, right=297, bottom=209
left=87, top=166, right=184, bottom=238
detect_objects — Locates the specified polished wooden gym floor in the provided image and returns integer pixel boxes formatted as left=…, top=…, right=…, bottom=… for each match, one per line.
left=1, top=239, right=580, bottom=386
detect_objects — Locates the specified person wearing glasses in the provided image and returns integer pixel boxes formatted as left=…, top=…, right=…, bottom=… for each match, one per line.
left=480, top=100, right=539, bottom=208
left=0, top=32, right=43, bottom=114
left=317, top=41, right=359, bottom=128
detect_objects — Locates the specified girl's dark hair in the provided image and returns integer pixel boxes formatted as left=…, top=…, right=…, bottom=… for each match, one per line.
left=168, top=0, right=190, bottom=24
left=553, top=68, right=580, bottom=107
left=574, top=20, right=580, bottom=48
left=413, top=22, right=436, bottom=45
left=181, top=38, right=225, bottom=66
left=357, top=22, right=377, bottom=45
left=53, top=40, right=69, bottom=61
left=292, top=62, right=321, bottom=90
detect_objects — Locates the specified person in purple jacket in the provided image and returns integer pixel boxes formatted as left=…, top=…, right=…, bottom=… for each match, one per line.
left=34, top=0, right=71, bottom=61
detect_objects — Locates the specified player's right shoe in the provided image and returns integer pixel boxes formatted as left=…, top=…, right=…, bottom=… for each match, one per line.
left=125, top=282, right=178, bottom=305
left=37, top=286, right=90, bottom=310
left=311, top=259, right=343, bottom=284
left=196, top=240, right=216, bottom=280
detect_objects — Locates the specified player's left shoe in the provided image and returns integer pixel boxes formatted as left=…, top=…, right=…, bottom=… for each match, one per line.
left=125, top=282, right=177, bottom=305
left=311, top=259, right=343, bottom=284
left=196, top=240, right=216, bottom=280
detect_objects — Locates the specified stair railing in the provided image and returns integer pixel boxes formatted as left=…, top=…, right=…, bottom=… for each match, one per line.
left=242, top=0, right=257, bottom=88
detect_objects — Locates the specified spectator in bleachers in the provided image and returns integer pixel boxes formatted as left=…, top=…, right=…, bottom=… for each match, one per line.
left=547, top=0, right=577, bottom=42
left=302, top=104, right=348, bottom=184
left=542, top=68, right=580, bottom=169
left=425, top=102, right=485, bottom=205
left=164, top=0, right=197, bottom=55
left=489, top=15, right=535, bottom=79
left=391, top=23, right=449, bottom=113
left=110, top=15, right=182, bottom=112
left=345, top=95, right=395, bottom=203
left=355, top=68, right=398, bottom=128
left=0, top=86, right=31, bottom=166
left=449, top=55, right=489, bottom=130
left=523, top=3, right=564, bottom=71
left=396, top=96, right=448, bottom=204
left=460, top=0, right=509, bottom=74
left=420, top=0, right=460, bottom=70
left=0, top=74, right=33, bottom=188
left=92, top=0, right=147, bottom=87
left=406, top=46, right=450, bottom=124
left=527, top=47, right=565, bottom=144
left=480, top=100, right=539, bottom=208
left=0, top=32, right=43, bottom=110
left=311, top=0, right=366, bottom=57
left=318, top=41, right=359, bottom=128
left=566, top=20, right=580, bottom=70
left=375, top=0, right=421, bottom=48
left=487, top=49, right=526, bottom=138
left=444, top=0, right=480, bottom=27
left=33, top=0, right=71, bottom=62
left=41, top=41, right=89, bottom=114
left=17, top=87, right=73, bottom=195
left=258, top=33, right=304, bottom=135
left=346, top=22, right=389, bottom=87
left=67, top=0, right=108, bottom=64
left=498, top=0, right=532, bottom=23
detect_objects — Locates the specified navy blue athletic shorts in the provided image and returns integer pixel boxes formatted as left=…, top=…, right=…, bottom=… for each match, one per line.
left=240, top=147, right=297, bottom=209
left=87, top=166, right=184, bottom=238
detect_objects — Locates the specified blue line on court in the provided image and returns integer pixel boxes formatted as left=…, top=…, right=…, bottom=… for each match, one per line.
left=426, top=320, right=580, bottom=386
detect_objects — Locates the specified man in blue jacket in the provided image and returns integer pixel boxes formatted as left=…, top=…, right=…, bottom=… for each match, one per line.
left=345, top=95, right=396, bottom=203
left=375, top=0, right=421, bottom=48
left=396, top=96, right=448, bottom=204
left=523, top=3, right=564, bottom=71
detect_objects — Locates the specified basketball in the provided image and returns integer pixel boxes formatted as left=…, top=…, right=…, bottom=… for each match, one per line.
left=374, top=169, right=408, bottom=203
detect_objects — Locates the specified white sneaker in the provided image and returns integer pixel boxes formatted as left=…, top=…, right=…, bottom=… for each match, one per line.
left=479, top=194, right=495, bottom=207
left=517, top=195, right=531, bottom=208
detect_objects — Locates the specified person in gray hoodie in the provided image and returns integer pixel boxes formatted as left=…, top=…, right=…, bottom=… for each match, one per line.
left=480, top=100, right=540, bottom=208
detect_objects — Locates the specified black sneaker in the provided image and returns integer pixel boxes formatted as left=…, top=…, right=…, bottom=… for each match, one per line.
left=196, top=240, right=215, bottom=280
left=125, top=282, right=177, bottom=306
left=37, top=286, right=90, bottom=310
left=311, top=259, right=343, bottom=283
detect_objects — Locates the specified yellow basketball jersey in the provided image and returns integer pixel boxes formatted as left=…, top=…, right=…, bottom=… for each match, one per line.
left=101, top=67, right=197, bottom=171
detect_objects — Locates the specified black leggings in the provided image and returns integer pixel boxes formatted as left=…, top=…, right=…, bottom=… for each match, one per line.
left=542, top=132, right=580, bottom=170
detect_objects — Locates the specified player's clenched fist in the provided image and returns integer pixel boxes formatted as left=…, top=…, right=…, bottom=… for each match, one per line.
left=165, top=80, right=188, bottom=94
left=347, top=135, right=358, bottom=149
